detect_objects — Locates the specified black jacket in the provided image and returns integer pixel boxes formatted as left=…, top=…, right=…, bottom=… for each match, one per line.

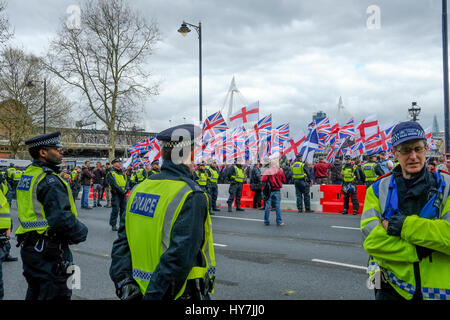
left=109, top=160, right=209, bottom=300
left=33, top=160, right=88, bottom=244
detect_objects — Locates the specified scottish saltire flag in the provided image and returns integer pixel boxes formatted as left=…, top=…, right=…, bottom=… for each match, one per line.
left=229, top=101, right=259, bottom=128
left=300, top=121, right=319, bottom=163
left=202, top=111, right=228, bottom=142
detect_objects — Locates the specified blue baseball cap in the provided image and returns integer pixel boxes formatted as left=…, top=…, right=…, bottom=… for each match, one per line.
left=391, top=121, right=426, bottom=147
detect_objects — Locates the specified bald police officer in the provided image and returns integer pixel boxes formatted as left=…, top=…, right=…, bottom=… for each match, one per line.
left=16, top=132, right=88, bottom=300
left=110, top=124, right=216, bottom=300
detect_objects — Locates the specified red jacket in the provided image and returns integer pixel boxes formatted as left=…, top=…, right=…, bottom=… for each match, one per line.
left=261, top=167, right=286, bottom=191
left=314, top=162, right=332, bottom=178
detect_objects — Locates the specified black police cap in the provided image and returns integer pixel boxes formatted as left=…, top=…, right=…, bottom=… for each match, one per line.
left=25, top=132, right=63, bottom=149
left=111, top=158, right=121, bottom=164
left=156, top=124, right=201, bottom=148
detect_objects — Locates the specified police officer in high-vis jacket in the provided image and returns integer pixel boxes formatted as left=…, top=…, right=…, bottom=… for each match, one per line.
left=0, top=176, right=12, bottom=300
left=16, top=132, right=88, bottom=300
left=107, top=159, right=128, bottom=232
left=341, top=155, right=361, bottom=215
left=362, top=154, right=384, bottom=187
left=109, top=124, right=215, bottom=300
left=361, top=121, right=450, bottom=300
left=206, top=159, right=220, bottom=212
left=291, top=154, right=313, bottom=213
left=227, top=162, right=245, bottom=212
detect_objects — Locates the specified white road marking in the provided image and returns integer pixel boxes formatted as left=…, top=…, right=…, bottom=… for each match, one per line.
left=213, top=243, right=228, bottom=247
left=312, top=258, right=367, bottom=271
left=212, top=215, right=263, bottom=222
left=331, top=225, right=360, bottom=230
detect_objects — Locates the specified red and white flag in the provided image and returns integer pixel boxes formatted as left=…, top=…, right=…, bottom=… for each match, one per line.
left=229, top=101, right=259, bottom=128
left=357, top=114, right=378, bottom=142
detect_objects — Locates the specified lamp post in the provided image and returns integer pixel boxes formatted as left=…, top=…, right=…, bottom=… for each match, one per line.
left=408, top=102, right=421, bottom=122
left=178, top=21, right=203, bottom=123
left=26, top=79, right=47, bottom=134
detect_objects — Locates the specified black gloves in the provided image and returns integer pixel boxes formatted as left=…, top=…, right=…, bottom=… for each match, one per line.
left=386, top=214, right=407, bottom=236
left=116, top=279, right=142, bottom=300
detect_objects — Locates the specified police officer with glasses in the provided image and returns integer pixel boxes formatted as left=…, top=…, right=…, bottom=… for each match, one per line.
left=361, top=121, right=450, bottom=300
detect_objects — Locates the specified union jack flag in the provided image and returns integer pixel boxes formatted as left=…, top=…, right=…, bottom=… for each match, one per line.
left=315, top=117, right=331, bottom=151
left=129, top=137, right=155, bottom=156
left=339, top=117, right=355, bottom=141
left=254, top=114, right=272, bottom=136
left=202, top=111, right=228, bottom=142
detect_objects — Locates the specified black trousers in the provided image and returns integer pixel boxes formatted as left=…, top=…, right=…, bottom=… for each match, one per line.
left=207, top=183, right=218, bottom=209
left=21, top=245, right=73, bottom=300
left=110, top=193, right=127, bottom=228
left=343, top=190, right=359, bottom=213
left=294, top=179, right=310, bottom=211
left=227, top=183, right=243, bottom=207
left=252, top=189, right=262, bottom=208
left=0, top=243, right=6, bottom=299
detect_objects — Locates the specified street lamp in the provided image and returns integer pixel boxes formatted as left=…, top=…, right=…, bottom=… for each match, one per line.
left=442, top=0, right=450, bottom=155
left=178, top=21, right=203, bottom=123
left=408, top=102, right=421, bottom=122
left=26, top=79, right=47, bottom=134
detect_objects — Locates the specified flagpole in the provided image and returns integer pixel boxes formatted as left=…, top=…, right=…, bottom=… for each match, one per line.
left=443, top=0, right=450, bottom=156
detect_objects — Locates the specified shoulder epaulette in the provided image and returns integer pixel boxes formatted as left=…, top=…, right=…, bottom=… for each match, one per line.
left=375, top=171, right=392, bottom=182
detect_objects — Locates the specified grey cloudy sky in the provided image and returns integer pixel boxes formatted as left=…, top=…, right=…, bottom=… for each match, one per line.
left=3, top=0, right=447, bottom=135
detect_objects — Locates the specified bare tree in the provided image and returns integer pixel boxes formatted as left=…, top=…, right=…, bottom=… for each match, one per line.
left=0, top=99, right=32, bottom=158
left=0, top=0, right=12, bottom=45
left=45, top=0, right=160, bottom=160
left=0, top=47, right=72, bottom=156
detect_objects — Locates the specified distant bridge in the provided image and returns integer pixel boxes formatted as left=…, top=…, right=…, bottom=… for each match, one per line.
left=0, top=126, right=157, bottom=159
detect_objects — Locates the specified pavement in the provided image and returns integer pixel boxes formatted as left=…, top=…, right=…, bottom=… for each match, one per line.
left=2, top=199, right=374, bottom=300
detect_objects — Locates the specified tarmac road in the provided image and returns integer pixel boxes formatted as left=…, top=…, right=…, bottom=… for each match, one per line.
left=2, top=198, right=374, bottom=300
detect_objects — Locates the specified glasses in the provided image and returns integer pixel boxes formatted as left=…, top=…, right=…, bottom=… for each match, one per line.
left=395, top=146, right=426, bottom=155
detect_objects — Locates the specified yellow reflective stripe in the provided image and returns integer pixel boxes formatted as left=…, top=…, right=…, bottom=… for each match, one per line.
left=162, top=185, right=192, bottom=251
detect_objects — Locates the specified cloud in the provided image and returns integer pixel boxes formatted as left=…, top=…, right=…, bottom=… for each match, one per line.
left=3, top=0, right=448, bottom=137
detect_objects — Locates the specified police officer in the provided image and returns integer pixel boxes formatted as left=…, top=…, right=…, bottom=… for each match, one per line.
left=107, top=159, right=127, bottom=232
left=70, top=166, right=81, bottom=201
left=0, top=175, right=12, bottom=300
left=206, top=159, right=220, bottom=212
left=131, top=164, right=146, bottom=186
left=6, top=164, right=15, bottom=205
left=194, top=162, right=208, bottom=191
left=361, top=121, right=450, bottom=300
left=149, top=160, right=161, bottom=176
left=291, top=154, right=313, bottom=213
left=227, top=161, right=245, bottom=212
left=16, top=132, right=88, bottom=300
left=362, top=154, right=384, bottom=187
left=109, top=124, right=215, bottom=300
left=341, top=155, right=361, bottom=215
